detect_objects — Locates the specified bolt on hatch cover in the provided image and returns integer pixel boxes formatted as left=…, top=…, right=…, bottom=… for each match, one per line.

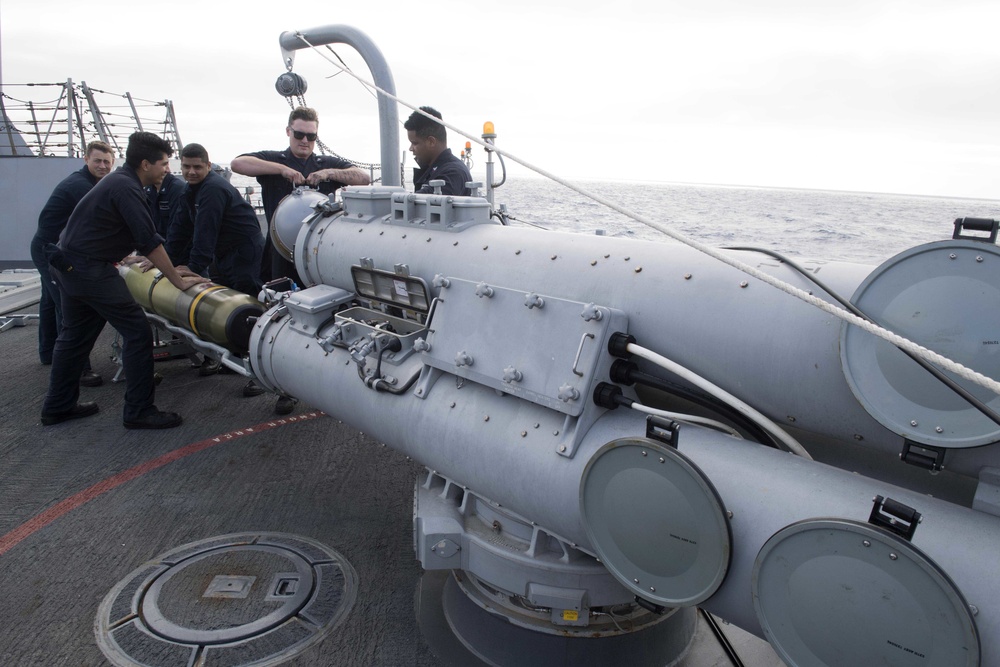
left=840, top=239, right=1000, bottom=448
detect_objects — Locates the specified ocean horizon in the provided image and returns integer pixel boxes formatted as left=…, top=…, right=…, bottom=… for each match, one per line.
left=228, top=173, right=998, bottom=265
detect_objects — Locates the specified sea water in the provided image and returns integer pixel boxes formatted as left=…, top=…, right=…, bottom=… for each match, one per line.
left=229, top=174, right=999, bottom=265
left=494, top=179, right=999, bottom=264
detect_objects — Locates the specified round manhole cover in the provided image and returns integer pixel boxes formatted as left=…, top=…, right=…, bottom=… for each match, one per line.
left=96, top=533, right=358, bottom=666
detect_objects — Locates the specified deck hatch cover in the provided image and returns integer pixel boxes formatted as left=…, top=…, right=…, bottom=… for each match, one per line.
left=96, top=532, right=357, bottom=667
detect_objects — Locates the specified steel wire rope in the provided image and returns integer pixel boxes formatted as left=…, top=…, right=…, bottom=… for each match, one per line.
left=0, top=92, right=67, bottom=106
left=502, top=213, right=549, bottom=230
left=319, top=43, right=409, bottom=176
left=1, top=82, right=66, bottom=87
left=291, top=32, right=1000, bottom=398
left=281, top=77, right=382, bottom=172
left=84, top=86, right=166, bottom=106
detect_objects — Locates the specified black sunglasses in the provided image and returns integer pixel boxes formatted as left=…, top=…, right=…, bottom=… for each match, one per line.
left=291, top=129, right=318, bottom=142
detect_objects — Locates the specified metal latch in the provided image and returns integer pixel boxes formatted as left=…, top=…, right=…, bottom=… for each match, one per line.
left=869, top=495, right=921, bottom=541
left=952, top=217, right=998, bottom=244
left=645, top=415, right=680, bottom=449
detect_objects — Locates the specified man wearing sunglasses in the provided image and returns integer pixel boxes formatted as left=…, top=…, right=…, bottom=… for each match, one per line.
left=231, top=107, right=370, bottom=285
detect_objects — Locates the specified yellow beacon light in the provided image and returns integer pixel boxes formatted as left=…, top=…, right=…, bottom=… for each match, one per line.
left=482, top=121, right=496, bottom=139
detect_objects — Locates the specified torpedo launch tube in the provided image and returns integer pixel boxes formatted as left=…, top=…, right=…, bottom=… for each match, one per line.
left=244, top=185, right=999, bottom=666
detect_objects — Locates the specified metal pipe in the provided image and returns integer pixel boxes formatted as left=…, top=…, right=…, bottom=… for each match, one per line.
left=0, top=92, right=16, bottom=155
left=27, top=101, right=40, bottom=152
left=64, top=78, right=75, bottom=156
left=80, top=81, right=110, bottom=145
left=287, top=192, right=1000, bottom=479
left=164, top=100, right=182, bottom=151
left=144, top=312, right=252, bottom=377
left=278, top=25, right=400, bottom=186
left=41, top=84, right=68, bottom=154
left=125, top=92, right=143, bottom=132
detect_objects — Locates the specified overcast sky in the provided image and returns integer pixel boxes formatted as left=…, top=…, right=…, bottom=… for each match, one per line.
left=2, top=0, right=998, bottom=199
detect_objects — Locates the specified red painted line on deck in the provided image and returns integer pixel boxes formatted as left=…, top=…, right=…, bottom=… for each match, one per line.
left=0, top=411, right=325, bottom=557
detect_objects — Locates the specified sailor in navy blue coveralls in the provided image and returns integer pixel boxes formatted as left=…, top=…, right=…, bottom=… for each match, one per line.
left=404, top=106, right=472, bottom=197
left=30, top=144, right=114, bottom=369
left=166, top=168, right=264, bottom=296
left=146, top=171, right=188, bottom=238
left=236, top=147, right=354, bottom=284
left=230, top=107, right=371, bottom=286
left=41, top=135, right=207, bottom=429
left=412, top=147, right=472, bottom=197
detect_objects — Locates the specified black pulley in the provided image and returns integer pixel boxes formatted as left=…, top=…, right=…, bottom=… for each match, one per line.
left=275, top=72, right=308, bottom=97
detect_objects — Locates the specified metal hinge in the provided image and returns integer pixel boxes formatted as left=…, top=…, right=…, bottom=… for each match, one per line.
left=900, top=439, right=946, bottom=472
left=952, top=217, right=998, bottom=244
left=645, top=415, right=680, bottom=449
left=869, top=495, right=921, bottom=541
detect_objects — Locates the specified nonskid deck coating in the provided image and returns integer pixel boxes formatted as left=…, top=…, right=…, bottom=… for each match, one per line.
left=2, top=322, right=436, bottom=666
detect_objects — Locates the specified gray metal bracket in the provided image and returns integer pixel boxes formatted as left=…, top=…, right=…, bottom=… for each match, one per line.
left=973, top=467, right=1000, bottom=517
left=0, top=313, right=36, bottom=333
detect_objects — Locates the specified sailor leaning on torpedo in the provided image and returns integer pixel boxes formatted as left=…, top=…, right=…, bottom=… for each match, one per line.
left=40, top=132, right=209, bottom=430
left=162, top=142, right=285, bottom=409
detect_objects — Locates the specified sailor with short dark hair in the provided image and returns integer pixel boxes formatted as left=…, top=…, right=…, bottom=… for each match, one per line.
left=146, top=169, right=188, bottom=239
left=404, top=106, right=473, bottom=197
left=40, top=131, right=208, bottom=429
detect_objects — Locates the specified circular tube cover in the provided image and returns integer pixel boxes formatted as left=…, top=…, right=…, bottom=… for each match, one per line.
left=579, top=437, right=731, bottom=607
left=840, top=239, right=1000, bottom=447
left=752, top=519, right=980, bottom=667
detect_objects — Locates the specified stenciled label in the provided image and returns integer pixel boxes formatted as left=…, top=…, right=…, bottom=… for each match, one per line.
left=886, top=639, right=926, bottom=659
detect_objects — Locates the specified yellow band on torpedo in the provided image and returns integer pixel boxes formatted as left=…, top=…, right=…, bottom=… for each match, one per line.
left=188, top=285, right=226, bottom=335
